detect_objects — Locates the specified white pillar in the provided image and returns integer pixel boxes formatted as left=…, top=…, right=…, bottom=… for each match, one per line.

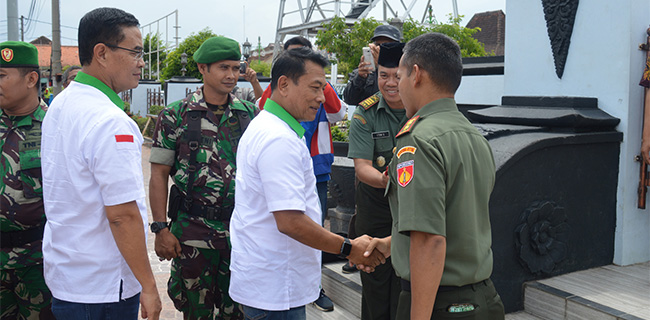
left=504, top=0, right=650, bottom=265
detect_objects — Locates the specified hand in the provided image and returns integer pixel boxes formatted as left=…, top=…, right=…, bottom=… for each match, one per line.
left=357, top=55, right=373, bottom=78
left=643, top=138, right=650, bottom=165
left=369, top=43, right=381, bottom=66
left=140, top=285, right=162, bottom=319
left=348, top=235, right=386, bottom=271
left=243, top=64, right=259, bottom=83
left=381, top=170, right=389, bottom=188
left=154, top=228, right=181, bottom=260
left=356, top=236, right=391, bottom=273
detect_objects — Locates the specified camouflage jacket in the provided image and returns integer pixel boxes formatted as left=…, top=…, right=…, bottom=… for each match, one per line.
left=150, top=87, right=258, bottom=249
left=0, top=99, right=47, bottom=269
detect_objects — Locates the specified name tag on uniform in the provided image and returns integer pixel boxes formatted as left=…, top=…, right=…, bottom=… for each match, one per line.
left=372, top=131, right=390, bottom=139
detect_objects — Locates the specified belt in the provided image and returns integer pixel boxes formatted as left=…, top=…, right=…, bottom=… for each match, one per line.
left=400, top=278, right=489, bottom=293
left=1, top=224, right=46, bottom=248
left=186, top=204, right=234, bottom=221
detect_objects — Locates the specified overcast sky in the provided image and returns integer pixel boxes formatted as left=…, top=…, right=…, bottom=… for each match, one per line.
left=1, top=0, right=505, bottom=48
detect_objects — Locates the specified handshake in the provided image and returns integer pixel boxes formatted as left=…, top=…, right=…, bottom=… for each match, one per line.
left=346, top=235, right=392, bottom=273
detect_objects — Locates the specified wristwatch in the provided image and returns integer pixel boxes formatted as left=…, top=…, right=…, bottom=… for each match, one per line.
left=150, top=221, right=169, bottom=234
left=338, top=237, right=352, bottom=258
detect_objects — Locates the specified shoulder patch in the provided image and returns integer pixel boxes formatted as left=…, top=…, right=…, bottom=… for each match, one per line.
left=396, top=115, right=420, bottom=137
left=353, top=114, right=367, bottom=124
left=396, top=146, right=417, bottom=158
left=359, top=94, right=380, bottom=110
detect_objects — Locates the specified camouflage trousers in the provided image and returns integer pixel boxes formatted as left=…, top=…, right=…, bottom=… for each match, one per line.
left=0, top=264, right=55, bottom=320
left=168, top=244, right=243, bottom=320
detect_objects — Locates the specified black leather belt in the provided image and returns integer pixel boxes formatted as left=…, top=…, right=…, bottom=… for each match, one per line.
left=1, top=224, right=45, bottom=248
left=187, top=204, right=234, bottom=221
left=400, top=278, right=489, bottom=293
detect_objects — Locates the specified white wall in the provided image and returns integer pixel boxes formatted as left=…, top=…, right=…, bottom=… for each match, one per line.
left=456, top=75, right=504, bottom=106
left=131, top=83, right=160, bottom=116
left=505, top=0, right=650, bottom=265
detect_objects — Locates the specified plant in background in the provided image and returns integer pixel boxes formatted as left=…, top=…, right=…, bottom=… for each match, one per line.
left=161, top=28, right=218, bottom=81
left=331, top=120, right=350, bottom=142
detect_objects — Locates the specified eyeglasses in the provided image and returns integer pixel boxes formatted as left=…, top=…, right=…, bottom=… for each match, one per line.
left=103, top=43, right=145, bottom=60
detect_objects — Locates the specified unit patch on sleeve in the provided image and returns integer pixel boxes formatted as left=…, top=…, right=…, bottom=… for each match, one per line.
left=353, top=114, right=367, bottom=124
left=396, top=160, right=414, bottom=187
left=396, top=146, right=417, bottom=158
left=396, top=115, right=420, bottom=137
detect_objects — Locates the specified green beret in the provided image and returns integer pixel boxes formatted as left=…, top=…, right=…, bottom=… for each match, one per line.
left=1, top=41, right=39, bottom=68
left=193, top=36, right=241, bottom=64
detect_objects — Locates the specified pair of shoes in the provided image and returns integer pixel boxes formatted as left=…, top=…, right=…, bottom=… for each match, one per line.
left=313, top=289, right=334, bottom=312
left=342, top=263, right=358, bottom=274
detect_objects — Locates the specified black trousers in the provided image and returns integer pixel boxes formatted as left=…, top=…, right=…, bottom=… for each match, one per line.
left=396, top=278, right=505, bottom=320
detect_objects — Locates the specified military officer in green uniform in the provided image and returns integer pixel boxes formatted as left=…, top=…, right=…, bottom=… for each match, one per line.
left=347, top=42, right=406, bottom=320
left=0, top=41, right=55, bottom=320
left=149, top=36, right=258, bottom=320
left=362, top=33, right=505, bottom=320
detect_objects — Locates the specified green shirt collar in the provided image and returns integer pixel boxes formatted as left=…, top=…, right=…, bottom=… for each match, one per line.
left=1, top=98, right=47, bottom=128
left=73, top=71, right=125, bottom=110
left=263, top=99, right=305, bottom=138
left=414, top=98, right=458, bottom=118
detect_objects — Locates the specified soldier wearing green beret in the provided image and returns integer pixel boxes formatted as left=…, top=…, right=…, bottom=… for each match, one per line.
left=149, top=36, right=258, bottom=319
left=0, top=41, right=55, bottom=319
left=347, top=42, right=407, bottom=320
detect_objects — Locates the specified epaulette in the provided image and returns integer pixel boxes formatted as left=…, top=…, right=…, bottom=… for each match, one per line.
left=396, top=115, right=420, bottom=137
left=358, top=93, right=380, bottom=110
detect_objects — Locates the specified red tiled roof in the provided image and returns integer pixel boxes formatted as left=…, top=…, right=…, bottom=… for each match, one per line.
left=466, top=10, right=505, bottom=56
left=33, top=44, right=80, bottom=68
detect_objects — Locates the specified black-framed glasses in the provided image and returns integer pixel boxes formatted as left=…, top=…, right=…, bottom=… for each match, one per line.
left=103, top=43, right=144, bottom=60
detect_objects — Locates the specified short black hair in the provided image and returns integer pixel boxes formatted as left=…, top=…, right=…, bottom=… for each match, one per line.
left=78, top=7, right=139, bottom=66
left=402, top=33, right=463, bottom=94
left=283, top=36, right=312, bottom=50
left=270, top=47, right=328, bottom=91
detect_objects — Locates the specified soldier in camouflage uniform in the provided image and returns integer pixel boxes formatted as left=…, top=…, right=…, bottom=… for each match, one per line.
left=149, top=36, right=257, bottom=320
left=0, top=41, right=55, bottom=319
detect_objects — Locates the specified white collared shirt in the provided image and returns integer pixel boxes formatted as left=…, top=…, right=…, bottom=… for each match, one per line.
left=41, top=80, right=147, bottom=303
left=229, top=110, right=321, bottom=311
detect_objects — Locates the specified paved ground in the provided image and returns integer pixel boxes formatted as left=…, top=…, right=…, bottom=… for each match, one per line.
left=141, top=145, right=183, bottom=319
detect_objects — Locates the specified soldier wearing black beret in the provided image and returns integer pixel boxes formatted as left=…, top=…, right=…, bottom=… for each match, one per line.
left=347, top=41, right=407, bottom=320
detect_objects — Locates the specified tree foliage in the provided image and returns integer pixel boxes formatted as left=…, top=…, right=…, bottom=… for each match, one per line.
left=316, top=16, right=487, bottom=77
left=315, top=17, right=382, bottom=78
left=161, top=28, right=218, bottom=81
left=249, top=60, right=271, bottom=77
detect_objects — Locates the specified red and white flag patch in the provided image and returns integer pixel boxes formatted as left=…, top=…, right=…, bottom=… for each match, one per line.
left=115, top=134, right=134, bottom=143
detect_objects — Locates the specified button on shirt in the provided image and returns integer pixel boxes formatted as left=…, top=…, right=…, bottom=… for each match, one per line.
left=41, top=72, right=147, bottom=303
left=230, top=99, right=321, bottom=311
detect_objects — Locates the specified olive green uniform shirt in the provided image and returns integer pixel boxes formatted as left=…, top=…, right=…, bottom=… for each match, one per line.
left=387, top=98, right=495, bottom=286
left=348, top=92, right=407, bottom=171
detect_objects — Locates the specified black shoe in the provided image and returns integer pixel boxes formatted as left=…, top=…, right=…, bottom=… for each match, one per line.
left=342, top=263, right=358, bottom=274
left=313, top=289, right=334, bottom=312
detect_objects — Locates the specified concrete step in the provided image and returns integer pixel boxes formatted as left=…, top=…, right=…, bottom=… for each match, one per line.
left=523, top=262, right=650, bottom=320
left=506, top=311, right=545, bottom=320
left=321, top=261, right=363, bottom=319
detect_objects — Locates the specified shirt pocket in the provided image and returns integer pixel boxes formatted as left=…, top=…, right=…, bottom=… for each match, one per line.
left=19, top=149, right=43, bottom=199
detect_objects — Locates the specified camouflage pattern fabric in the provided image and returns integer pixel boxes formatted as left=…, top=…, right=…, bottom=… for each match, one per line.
left=168, top=244, right=243, bottom=320
left=0, top=264, right=54, bottom=319
left=150, top=87, right=258, bottom=249
left=0, top=99, right=54, bottom=319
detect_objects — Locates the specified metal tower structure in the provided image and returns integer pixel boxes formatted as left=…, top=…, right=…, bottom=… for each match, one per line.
left=272, top=0, right=437, bottom=60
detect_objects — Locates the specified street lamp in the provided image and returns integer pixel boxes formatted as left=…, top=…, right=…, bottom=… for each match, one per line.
left=243, top=38, right=252, bottom=61
left=180, top=52, right=187, bottom=77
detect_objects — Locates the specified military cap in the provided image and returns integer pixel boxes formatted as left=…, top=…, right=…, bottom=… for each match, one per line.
left=372, top=25, right=402, bottom=42
left=1, top=41, right=39, bottom=68
left=193, top=36, right=241, bottom=64
left=378, top=42, right=404, bottom=68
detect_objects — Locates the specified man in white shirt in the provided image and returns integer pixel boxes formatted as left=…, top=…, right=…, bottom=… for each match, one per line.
left=230, top=47, right=385, bottom=319
left=41, top=7, right=161, bottom=320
